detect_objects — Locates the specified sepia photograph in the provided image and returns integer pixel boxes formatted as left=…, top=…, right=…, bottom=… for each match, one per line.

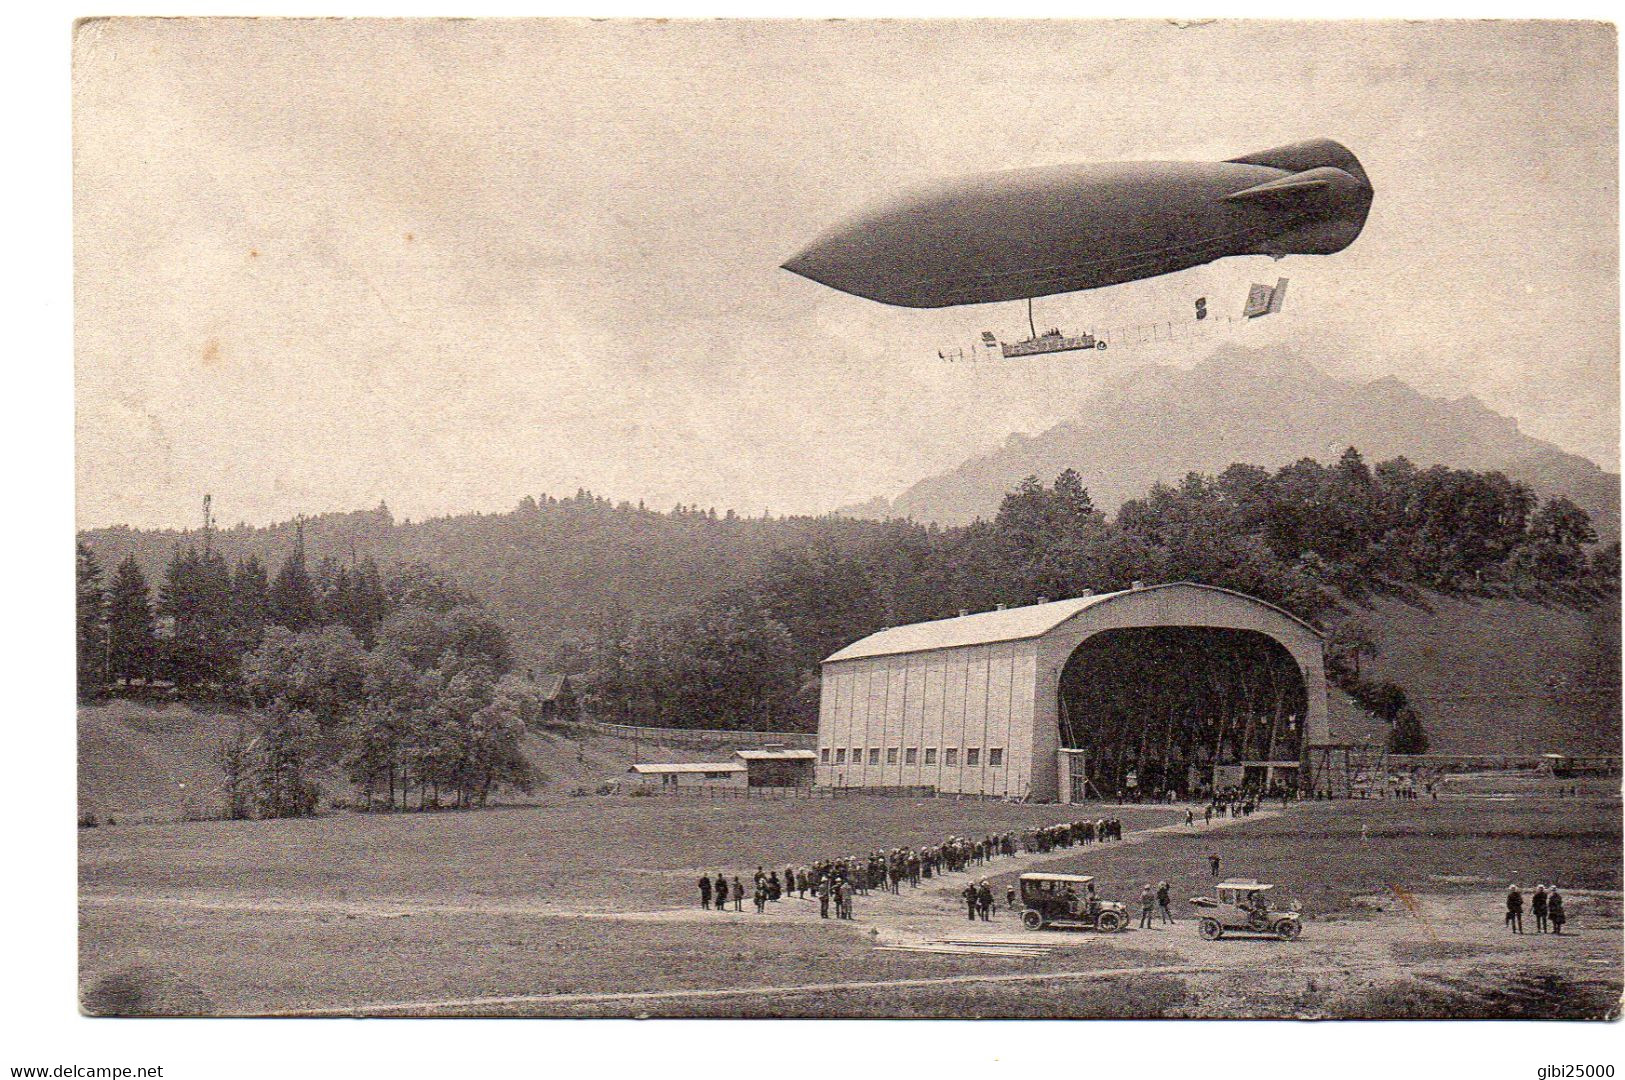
left=57, top=12, right=1621, bottom=1040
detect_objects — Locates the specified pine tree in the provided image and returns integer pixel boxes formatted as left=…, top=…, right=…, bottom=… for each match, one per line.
left=231, top=555, right=271, bottom=639
left=269, top=520, right=319, bottom=631
left=158, top=545, right=236, bottom=693
left=1388, top=706, right=1429, bottom=754
left=106, top=555, right=155, bottom=686
left=345, top=556, right=390, bottom=647
left=76, top=541, right=107, bottom=697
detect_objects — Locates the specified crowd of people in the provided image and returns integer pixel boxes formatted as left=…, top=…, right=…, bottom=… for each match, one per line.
left=697, top=817, right=1130, bottom=920
left=1505, top=883, right=1570, bottom=935
left=1201, top=798, right=1260, bottom=825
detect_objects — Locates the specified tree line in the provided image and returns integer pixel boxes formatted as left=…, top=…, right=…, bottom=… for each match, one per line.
left=78, top=525, right=540, bottom=817
left=78, top=448, right=1618, bottom=772
left=576, top=450, right=1617, bottom=754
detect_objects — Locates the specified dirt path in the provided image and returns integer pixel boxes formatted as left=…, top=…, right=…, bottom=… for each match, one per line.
left=251, top=961, right=1240, bottom=1016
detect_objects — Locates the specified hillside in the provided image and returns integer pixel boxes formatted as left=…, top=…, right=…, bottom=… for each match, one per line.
left=1346, top=589, right=1620, bottom=756
left=77, top=700, right=754, bottom=823
left=846, top=351, right=1621, bottom=540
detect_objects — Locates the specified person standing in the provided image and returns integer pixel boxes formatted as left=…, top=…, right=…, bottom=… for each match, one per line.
left=1139, top=884, right=1155, bottom=928
left=731, top=876, right=744, bottom=912
left=1532, top=884, right=1549, bottom=934
left=1185, top=808, right=1194, bottom=827
left=1006, top=885, right=1017, bottom=914
left=977, top=880, right=994, bottom=921
left=1548, top=888, right=1566, bottom=934
left=1506, top=883, right=1524, bottom=934
left=1208, top=852, right=1222, bottom=878
left=963, top=882, right=979, bottom=922
left=817, top=875, right=831, bottom=919
left=713, top=873, right=728, bottom=913
left=754, top=880, right=767, bottom=914
left=1157, top=880, right=1173, bottom=924
left=699, top=874, right=713, bottom=910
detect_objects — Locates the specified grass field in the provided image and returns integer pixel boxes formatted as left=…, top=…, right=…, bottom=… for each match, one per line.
left=1352, top=588, right=1620, bottom=755
left=80, top=795, right=1182, bottom=911
left=977, top=797, right=1622, bottom=919
left=80, top=794, right=1184, bottom=1016
left=79, top=787, right=1621, bottom=1018
left=78, top=902, right=1192, bottom=1016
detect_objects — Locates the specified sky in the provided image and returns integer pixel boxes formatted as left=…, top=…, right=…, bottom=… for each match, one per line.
left=74, top=18, right=1619, bottom=530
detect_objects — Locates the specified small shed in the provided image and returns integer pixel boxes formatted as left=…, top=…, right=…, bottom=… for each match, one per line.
left=626, top=762, right=747, bottom=788
left=732, top=748, right=818, bottom=788
left=535, top=674, right=582, bottom=724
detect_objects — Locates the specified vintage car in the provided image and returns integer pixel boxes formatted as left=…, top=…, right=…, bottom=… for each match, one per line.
left=1189, top=880, right=1302, bottom=940
left=1018, top=872, right=1128, bottom=932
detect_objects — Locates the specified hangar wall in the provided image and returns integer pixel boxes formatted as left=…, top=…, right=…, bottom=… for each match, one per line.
left=815, top=640, right=1038, bottom=795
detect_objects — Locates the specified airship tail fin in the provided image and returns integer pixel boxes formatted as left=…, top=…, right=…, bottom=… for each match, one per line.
left=1224, top=166, right=1358, bottom=206
left=1227, top=138, right=1369, bottom=188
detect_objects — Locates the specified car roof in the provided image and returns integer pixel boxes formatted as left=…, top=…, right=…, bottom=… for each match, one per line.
left=1020, top=873, right=1094, bottom=884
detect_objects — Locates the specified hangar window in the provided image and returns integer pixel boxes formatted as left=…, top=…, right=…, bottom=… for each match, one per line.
left=989, top=748, right=1004, bottom=767
left=905, top=748, right=917, bottom=765
left=835, top=748, right=847, bottom=765
left=966, top=748, right=981, bottom=766
left=886, top=747, right=899, bottom=765
left=924, top=748, right=938, bottom=765
left=868, top=747, right=880, bottom=766
left=945, top=748, right=959, bottom=766
left=705, top=772, right=732, bottom=781
left=820, top=748, right=830, bottom=764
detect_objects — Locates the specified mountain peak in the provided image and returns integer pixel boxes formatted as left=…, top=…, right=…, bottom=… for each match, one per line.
left=846, top=355, right=1618, bottom=541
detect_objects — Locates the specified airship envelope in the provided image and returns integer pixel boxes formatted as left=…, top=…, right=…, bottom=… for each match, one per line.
left=781, top=138, right=1373, bottom=308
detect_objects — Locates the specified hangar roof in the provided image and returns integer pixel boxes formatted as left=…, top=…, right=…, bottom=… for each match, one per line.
left=822, top=582, right=1321, bottom=664
left=628, top=762, right=746, bottom=774
left=824, top=591, right=1125, bottom=663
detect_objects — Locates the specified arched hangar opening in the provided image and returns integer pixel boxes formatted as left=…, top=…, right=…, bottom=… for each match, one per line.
left=1058, top=626, right=1308, bottom=800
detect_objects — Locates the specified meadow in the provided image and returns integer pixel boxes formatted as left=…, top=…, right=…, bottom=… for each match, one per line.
left=978, top=795, right=1622, bottom=919
left=80, top=795, right=1181, bottom=911
left=79, top=790, right=1621, bottom=1018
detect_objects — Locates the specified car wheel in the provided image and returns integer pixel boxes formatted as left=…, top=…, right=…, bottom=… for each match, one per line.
left=1021, top=910, right=1044, bottom=931
left=1275, top=919, right=1302, bottom=940
left=1198, top=918, right=1223, bottom=940
left=1096, top=910, right=1124, bottom=932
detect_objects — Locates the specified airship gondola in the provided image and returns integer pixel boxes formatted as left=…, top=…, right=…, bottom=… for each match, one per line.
left=781, top=138, right=1372, bottom=309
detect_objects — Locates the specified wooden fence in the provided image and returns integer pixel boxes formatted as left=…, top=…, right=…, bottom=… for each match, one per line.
left=582, top=721, right=817, bottom=749
left=616, top=784, right=940, bottom=800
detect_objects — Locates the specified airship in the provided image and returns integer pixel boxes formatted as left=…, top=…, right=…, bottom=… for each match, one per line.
left=781, top=138, right=1372, bottom=309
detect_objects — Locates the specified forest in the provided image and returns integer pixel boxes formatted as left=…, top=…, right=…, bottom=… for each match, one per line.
left=78, top=448, right=1618, bottom=812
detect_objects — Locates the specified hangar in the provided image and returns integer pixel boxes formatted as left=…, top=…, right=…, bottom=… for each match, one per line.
left=815, top=582, right=1328, bottom=802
